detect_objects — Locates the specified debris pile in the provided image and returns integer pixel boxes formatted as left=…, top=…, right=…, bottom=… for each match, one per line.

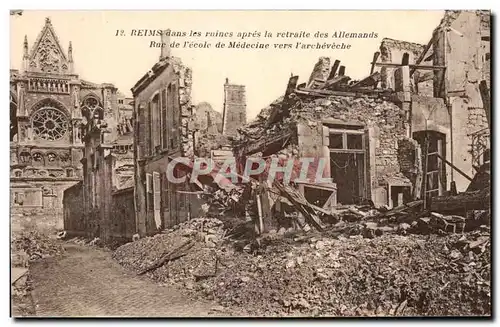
left=11, top=230, right=65, bottom=266
left=113, top=218, right=228, bottom=287
left=11, top=230, right=63, bottom=317
left=195, top=231, right=490, bottom=317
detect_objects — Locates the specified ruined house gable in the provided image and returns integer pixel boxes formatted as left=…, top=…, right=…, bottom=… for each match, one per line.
left=379, top=38, right=425, bottom=62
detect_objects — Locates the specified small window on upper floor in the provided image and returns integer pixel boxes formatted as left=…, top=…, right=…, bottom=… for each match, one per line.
left=118, top=99, right=124, bottom=104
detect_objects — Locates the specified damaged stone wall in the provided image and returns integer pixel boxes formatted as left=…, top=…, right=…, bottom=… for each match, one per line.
left=173, top=58, right=195, bottom=158
left=397, top=138, right=422, bottom=190
left=378, top=38, right=424, bottom=90
left=432, top=10, right=491, bottom=191
left=238, top=91, right=411, bottom=203
left=301, top=95, right=408, bottom=186
left=307, top=57, right=331, bottom=86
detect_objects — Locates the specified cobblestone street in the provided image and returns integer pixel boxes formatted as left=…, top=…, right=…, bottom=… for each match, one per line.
left=29, top=243, right=231, bottom=317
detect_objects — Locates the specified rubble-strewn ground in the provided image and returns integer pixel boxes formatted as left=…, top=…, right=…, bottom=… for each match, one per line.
left=11, top=230, right=66, bottom=317
left=113, top=218, right=491, bottom=317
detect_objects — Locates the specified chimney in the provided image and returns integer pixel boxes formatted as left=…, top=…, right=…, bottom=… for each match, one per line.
left=160, top=29, right=171, bottom=60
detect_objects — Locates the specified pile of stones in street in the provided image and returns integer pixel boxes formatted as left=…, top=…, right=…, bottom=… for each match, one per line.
left=113, top=218, right=228, bottom=286
left=113, top=212, right=491, bottom=317
left=11, top=230, right=65, bottom=266
left=11, top=230, right=65, bottom=317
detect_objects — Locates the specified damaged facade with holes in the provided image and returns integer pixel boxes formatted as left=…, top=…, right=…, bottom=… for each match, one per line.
left=132, top=33, right=206, bottom=238
left=372, top=10, right=491, bottom=204
left=233, top=60, right=412, bottom=214
left=233, top=11, right=490, bottom=222
left=10, top=17, right=131, bottom=233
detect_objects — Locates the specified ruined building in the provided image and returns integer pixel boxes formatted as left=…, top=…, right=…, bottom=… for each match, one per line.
left=232, top=10, right=490, bottom=217
left=10, top=17, right=129, bottom=232
left=131, top=32, right=201, bottom=237
left=373, top=10, right=491, bottom=192
left=193, top=102, right=225, bottom=157
left=222, top=79, right=247, bottom=136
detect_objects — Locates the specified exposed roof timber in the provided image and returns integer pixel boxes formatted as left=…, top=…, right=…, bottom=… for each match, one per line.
left=349, top=72, right=380, bottom=89
left=410, top=36, right=434, bottom=76
left=322, top=75, right=350, bottom=90
left=370, top=52, right=380, bottom=75
left=371, top=62, right=446, bottom=70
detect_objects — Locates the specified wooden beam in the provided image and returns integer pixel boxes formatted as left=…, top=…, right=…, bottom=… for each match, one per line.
left=410, top=37, right=434, bottom=76
left=323, top=75, right=350, bottom=90
left=430, top=188, right=490, bottom=212
left=338, top=66, right=346, bottom=76
left=328, top=60, right=340, bottom=80
left=349, top=72, right=381, bottom=89
left=435, top=153, right=473, bottom=182
left=296, top=87, right=356, bottom=97
left=415, top=71, right=434, bottom=83
left=370, top=52, right=380, bottom=75
left=242, top=131, right=293, bottom=156
left=371, top=62, right=446, bottom=70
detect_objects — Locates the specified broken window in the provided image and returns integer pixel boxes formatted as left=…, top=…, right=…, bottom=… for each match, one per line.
left=329, top=133, right=343, bottom=149
left=347, top=134, right=363, bottom=149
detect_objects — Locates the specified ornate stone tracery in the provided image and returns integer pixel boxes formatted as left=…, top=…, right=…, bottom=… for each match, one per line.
left=31, top=107, right=69, bottom=141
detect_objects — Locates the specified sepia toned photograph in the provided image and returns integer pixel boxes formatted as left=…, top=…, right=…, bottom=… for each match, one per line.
left=10, top=10, right=491, bottom=318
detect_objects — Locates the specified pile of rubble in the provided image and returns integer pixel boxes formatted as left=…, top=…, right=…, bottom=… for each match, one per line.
left=113, top=218, right=229, bottom=287
left=11, top=230, right=65, bottom=267
left=11, top=230, right=65, bottom=317
left=195, top=230, right=491, bottom=317
left=113, top=207, right=490, bottom=317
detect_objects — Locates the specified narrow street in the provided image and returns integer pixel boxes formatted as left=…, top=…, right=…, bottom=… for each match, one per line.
left=28, top=243, right=230, bottom=317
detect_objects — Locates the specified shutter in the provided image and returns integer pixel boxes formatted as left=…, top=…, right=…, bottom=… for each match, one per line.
left=153, top=171, right=162, bottom=229
left=146, top=173, right=153, bottom=194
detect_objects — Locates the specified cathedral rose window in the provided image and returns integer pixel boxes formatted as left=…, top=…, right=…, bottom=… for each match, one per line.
left=31, top=107, right=69, bottom=141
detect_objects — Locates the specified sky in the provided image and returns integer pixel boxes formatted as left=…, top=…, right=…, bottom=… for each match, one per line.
left=10, top=10, right=444, bottom=120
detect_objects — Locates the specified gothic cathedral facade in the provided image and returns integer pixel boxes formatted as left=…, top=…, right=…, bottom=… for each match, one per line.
left=10, top=17, right=129, bottom=221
